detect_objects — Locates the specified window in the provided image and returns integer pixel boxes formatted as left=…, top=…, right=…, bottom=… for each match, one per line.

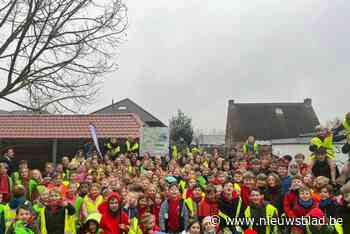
left=275, top=108, right=283, bottom=115
left=117, top=106, right=127, bottom=110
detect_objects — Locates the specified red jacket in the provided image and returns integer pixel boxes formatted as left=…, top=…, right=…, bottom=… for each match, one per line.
left=292, top=199, right=318, bottom=218
left=283, top=190, right=298, bottom=218
left=198, top=198, right=218, bottom=218
left=240, top=185, right=250, bottom=207
left=99, top=193, right=129, bottom=234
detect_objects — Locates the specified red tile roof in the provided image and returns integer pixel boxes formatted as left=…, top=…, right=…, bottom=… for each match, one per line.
left=0, top=114, right=143, bottom=139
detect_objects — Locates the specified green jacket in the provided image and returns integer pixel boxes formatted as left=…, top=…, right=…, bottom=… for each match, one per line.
left=6, top=220, right=35, bottom=234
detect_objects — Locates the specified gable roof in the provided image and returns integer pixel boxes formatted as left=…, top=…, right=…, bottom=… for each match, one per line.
left=225, top=98, right=320, bottom=145
left=0, top=114, right=143, bottom=139
left=92, top=98, right=166, bottom=127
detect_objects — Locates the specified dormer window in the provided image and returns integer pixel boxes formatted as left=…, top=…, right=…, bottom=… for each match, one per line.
left=117, top=106, right=127, bottom=110
left=275, top=108, right=283, bottom=115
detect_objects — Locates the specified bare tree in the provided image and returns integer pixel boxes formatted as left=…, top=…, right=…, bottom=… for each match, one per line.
left=0, top=0, right=127, bottom=112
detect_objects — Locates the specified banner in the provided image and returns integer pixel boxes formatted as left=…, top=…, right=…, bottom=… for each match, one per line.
left=89, top=123, right=103, bottom=158
left=140, top=127, right=169, bottom=157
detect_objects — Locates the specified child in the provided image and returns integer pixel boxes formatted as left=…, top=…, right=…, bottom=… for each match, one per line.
left=294, top=154, right=309, bottom=176
left=140, top=212, right=160, bottom=234
left=319, top=184, right=336, bottom=219
left=264, top=173, right=283, bottom=215
left=99, top=192, right=129, bottom=234
left=82, top=183, right=104, bottom=221
left=309, top=126, right=336, bottom=184
left=283, top=176, right=304, bottom=218
left=305, top=208, right=335, bottom=234
left=335, top=182, right=350, bottom=233
left=290, top=186, right=318, bottom=234
left=312, top=176, right=330, bottom=203
left=240, top=171, right=256, bottom=207
left=244, top=189, right=278, bottom=234
left=6, top=203, right=38, bottom=234
left=233, top=170, right=243, bottom=194
left=277, top=164, right=292, bottom=194
left=218, top=180, right=245, bottom=233
left=198, top=184, right=218, bottom=220
left=288, top=163, right=299, bottom=177
left=83, top=213, right=101, bottom=234
left=160, top=182, right=189, bottom=233
left=256, top=173, right=267, bottom=194
left=0, top=163, right=11, bottom=203
left=38, top=189, right=76, bottom=234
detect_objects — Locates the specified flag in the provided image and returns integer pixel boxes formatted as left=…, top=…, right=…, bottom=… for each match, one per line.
left=89, top=123, right=103, bottom=158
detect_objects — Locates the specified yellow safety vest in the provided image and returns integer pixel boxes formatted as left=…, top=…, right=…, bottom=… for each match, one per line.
left=83, top=196, right=104, bottom=215
left=106, top=143, right=120, bottom=157
left=39, top=207, right=76, bottom=234
left=244, top=204, right=278, bottom=234
left=310, top=135, right=335, bottom=159
left=128, top=217, right=142, bottom=234
left=172, top=145, right=178, bottom=160
left=233, top=183, right=241, bottom=194
left=126, top=141, right=139, bottom=153
left=243, top=143, right=258, bottom=154
left=3, top=204, right=16, bottom=232
left=218, top=197, right=243, bottom=231
left=306, top=223, right=342, bottom=234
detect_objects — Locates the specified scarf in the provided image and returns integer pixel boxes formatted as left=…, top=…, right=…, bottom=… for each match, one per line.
left=0, top=174, right=9, bottom=194
left=168, top=196, right=181, bottom=232
left=299, top=198, right=313, bottom=208
left=319, top=198, right=333, bottom=208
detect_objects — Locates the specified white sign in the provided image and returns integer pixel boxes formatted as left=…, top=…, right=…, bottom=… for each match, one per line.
left=140, top=127, right=169, bottom=157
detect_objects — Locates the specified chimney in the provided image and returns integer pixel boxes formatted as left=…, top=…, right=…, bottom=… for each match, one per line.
left=304, top=98, right=312, bottom=106
left=228, top=99, right=235, bottom=105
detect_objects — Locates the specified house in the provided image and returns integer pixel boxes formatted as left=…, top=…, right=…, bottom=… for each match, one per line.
left=92, top=98, right=166, bottom=127
left=225, top=98, right=320, bottom=147
left=0, top=114, right=143, bottom=168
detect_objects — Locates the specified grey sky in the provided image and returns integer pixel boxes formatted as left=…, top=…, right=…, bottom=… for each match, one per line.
left=1, top=0, right=349, bottom=130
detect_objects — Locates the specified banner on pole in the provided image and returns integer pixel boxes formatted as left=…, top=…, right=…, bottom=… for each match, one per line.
left=89, top=123, right=103, bottom=158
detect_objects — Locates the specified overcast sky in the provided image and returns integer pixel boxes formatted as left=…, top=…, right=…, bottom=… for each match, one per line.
left=1, top=0, right=349, bottom=131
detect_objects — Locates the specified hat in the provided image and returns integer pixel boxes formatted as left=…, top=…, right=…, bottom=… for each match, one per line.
left=85, top=213, right=102, bottom=224
left=244, top=228, right=258, bottom=234
left=307, top=208, right=325, bottom=219
left=165, top=176, right=177, bottom=184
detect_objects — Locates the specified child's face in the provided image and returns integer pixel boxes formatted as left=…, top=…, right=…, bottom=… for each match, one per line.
left=289, top=164, right=299, bottom=175
left=243, top=178, right=256, bottom=189
left=49, top=191, right=62, bottom=204
left=267, top=176, right=277, bottom=187
left=0, top=193, right=3, bottom=202
left=291, top=179, right=303, bottom=190
left=277, top=167, right=288, bottom=178
left=304, top=174, right=313, bottom=185
left=40, top=192, right=49, bottom=204
left=169, top=186, right=179, bottom=198
left=90, top=187, right=100, bottom=197
left=207, top=191, right=216, bottom=202
left=250, top=191, right=263, bottom=205
left=257, top=179, right=267, bottom=188
left=320, top=188, right=330, bottom=200
left=295, top=156, right=304, bottom=165
left=224, top=183, right=233, bottom=195
left=89, top=222, right=97, bottom=233
left=188, top=179, right=196, bottom=189
left=299, top=190, right=311, bottom=201
left=223, top=163, right=230, bottom=171
left=155, top=194, right=162, bottom=205
left=138, top=197, right=148, bottom=207
left=17, top=209, right=31, bottom=224
left=193, top=187, right=202, bottom=199
left=234, top=173, right=243, bottom=183
left=109, top=198, right=119, bottom=212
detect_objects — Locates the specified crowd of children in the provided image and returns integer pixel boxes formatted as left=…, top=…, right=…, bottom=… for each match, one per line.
left=0, top=116, right=350, bottom=234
